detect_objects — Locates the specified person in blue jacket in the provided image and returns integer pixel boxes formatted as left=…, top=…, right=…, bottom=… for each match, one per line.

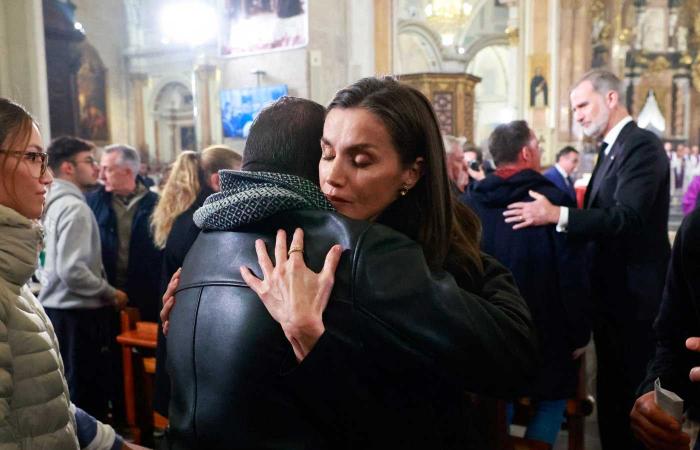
left=462, top=120, right=591, bottom=446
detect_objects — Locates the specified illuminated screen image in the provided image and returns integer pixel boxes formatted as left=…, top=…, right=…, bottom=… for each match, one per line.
left=220, top=84, right=288, bottom=138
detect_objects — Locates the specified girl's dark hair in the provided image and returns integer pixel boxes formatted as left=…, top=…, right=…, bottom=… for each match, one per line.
left=327, top=77, right=483, bottom=278
left=0, top=98, right=36, bottom=198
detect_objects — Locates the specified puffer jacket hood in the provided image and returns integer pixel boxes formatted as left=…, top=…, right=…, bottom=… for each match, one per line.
left=0, top=204, right=43, bottom=288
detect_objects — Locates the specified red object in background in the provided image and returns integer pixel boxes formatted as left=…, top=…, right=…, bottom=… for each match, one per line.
left=575, top=185, right=586, bottom=208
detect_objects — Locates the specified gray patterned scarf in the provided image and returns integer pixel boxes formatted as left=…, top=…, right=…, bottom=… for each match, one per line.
left=194, top=170, right=335, bottom=231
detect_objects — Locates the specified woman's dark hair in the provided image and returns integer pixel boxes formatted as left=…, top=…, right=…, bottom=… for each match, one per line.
left=0, top=98, right=36, bottom=198
left=327, top=77, right=483, bottom=277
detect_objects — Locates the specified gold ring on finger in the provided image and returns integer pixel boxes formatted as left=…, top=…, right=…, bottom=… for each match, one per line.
left=288, top=245, right=304, bottom=256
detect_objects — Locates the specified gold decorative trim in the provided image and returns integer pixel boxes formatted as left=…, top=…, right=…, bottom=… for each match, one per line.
left=505, top=26, right=519, bottom=46
left=648, top=56, right=670, bottom=73
left=692, top=57, right=700, bottom=93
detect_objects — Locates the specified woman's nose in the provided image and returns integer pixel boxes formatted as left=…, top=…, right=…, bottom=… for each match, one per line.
left=41, top=168, right=54, bottom=185
left=324, top=159, right=344, bottom=188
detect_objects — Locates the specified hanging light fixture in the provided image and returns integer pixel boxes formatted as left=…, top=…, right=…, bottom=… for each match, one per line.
left=424, top=0, right=473, bottom=46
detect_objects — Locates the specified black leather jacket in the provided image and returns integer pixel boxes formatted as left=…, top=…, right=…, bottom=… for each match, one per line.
left=168, top=209, right=536, bottom=449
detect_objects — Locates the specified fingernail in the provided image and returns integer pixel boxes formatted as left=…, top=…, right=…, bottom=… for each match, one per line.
left=691, top=367, right=700, bottom=380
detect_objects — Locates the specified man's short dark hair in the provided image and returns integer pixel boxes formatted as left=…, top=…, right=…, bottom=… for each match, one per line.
left=242, top=96, right=325, bottom=183
left=47, top=136, right=95, bottom=172
left=463, top=144, right=483, bottom=164
left=488, top=120, right=532, bottom=166
left=556, top=146, right=579, bottom=162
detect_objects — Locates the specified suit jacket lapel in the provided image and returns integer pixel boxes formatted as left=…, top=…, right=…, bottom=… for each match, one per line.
left=585, top=121, right=637, bottom=208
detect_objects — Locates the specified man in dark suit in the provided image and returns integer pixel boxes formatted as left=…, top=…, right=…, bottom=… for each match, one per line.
left=543, top=146, right=579, bottom=202
left=504, top=69, right=671, bottom=449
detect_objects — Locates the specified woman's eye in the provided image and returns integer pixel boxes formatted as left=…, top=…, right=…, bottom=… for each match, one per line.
left=353, top=156, right=371, bottom=167
left=321, top=152, right=334, bottom=161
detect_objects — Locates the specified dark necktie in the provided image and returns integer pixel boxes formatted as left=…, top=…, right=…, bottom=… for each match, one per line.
left=587, top=142, right=610, bottom=205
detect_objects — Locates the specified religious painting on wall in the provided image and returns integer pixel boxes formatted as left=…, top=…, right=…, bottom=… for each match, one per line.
left=220, top=84, right=288, bottom=138
left=220, top=0, right=308, bottom=57
left=77, top=43, right=109, bottom=142
left=529, top=54, right=549, bottom=109
left=180, top=126, right=196, bottom=151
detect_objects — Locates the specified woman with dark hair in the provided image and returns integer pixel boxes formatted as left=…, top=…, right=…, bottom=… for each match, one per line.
left=162, top=81, right=535, bottom=449
left=0, top=98, right=140, bottom=449
left=241, top=77, right=532, bottom=446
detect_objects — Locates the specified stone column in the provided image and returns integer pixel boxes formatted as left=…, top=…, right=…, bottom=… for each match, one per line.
left=500, top=0, right=523, bottom=121
left=129, top=73, right=149, bottom=161
left=194, top=64, right=218, bottom=150
left=373, top=0, right=392, bottom=75
left=673, top=75, right=690, bottom=139
left=0, top=0, right=51, bottom=139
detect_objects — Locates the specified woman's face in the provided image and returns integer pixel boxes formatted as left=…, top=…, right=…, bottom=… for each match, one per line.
left=0, top=124, right=53, bottom=219
left=319, top=107, right=422, bottom=221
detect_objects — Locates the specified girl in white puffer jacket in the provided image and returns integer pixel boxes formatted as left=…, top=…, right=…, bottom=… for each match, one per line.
left=0, top=97, right=135, bottom=450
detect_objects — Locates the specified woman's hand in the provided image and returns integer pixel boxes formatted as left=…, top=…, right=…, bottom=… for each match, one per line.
left=160, top=268, right=181, bottom=336
left=240, top=228, right=342, bottom=362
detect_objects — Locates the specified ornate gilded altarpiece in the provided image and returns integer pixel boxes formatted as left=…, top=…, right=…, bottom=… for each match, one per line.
left=587, top=0, right=700, bottom=143
left=399, top=73, right=481, bottom=143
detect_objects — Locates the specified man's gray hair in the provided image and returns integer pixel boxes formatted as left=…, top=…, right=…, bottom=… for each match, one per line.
left=104, top=144, right=140, bottom=176
left=442, top=135, right=465, bottom=155
left=574, top=69, right=627, bottom=106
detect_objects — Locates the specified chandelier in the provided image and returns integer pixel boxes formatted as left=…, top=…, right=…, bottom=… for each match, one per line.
left=424, top=0, right=473, bottom=46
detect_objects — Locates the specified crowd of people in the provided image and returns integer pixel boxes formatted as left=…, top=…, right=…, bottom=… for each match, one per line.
left=664, top=141, right=700, bottom=215
left=0, top=69, right=698, bottom=450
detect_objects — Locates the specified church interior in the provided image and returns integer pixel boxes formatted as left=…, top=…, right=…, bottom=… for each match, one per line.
left=1, top=0, right=700, bottom=449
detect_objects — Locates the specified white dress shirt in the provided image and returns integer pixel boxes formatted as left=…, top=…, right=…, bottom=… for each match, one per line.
left=554, top=163, right=569, bottom=184
left=556, top=116, right=633, bottom=232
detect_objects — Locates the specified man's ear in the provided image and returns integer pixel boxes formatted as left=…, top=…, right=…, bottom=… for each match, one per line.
left=209, top=172, right=221, bottom=192
left=59, top=160, right=74, bottom=177
left=520, top=146, right=531, bottom=162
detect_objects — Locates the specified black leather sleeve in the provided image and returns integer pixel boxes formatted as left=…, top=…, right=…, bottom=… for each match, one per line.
left=352, top=225, right=538, bottom=398
left=568, top=132, right=668, bottom=237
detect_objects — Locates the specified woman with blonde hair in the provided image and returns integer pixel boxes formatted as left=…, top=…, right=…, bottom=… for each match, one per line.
left=151, top=144, right=241, bottom=418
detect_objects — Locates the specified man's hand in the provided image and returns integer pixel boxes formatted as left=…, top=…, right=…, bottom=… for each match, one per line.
left=630, top=391, right=690, bottom=450
left=114, top=289, right=128, bottom=310
left=686, top=338, right=700, bottom=382
left=467, top=166, right=485, bottom=181
left=503, top=190, right=560, bottom=230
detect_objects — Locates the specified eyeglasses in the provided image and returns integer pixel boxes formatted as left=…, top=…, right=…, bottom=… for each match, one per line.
left=72, top=157, right=98, bottom=167
left=0, top=149, right=49, bottom=178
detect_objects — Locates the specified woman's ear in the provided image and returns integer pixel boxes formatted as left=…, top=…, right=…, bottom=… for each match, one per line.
left=403, top=157, right=425, bottom=189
